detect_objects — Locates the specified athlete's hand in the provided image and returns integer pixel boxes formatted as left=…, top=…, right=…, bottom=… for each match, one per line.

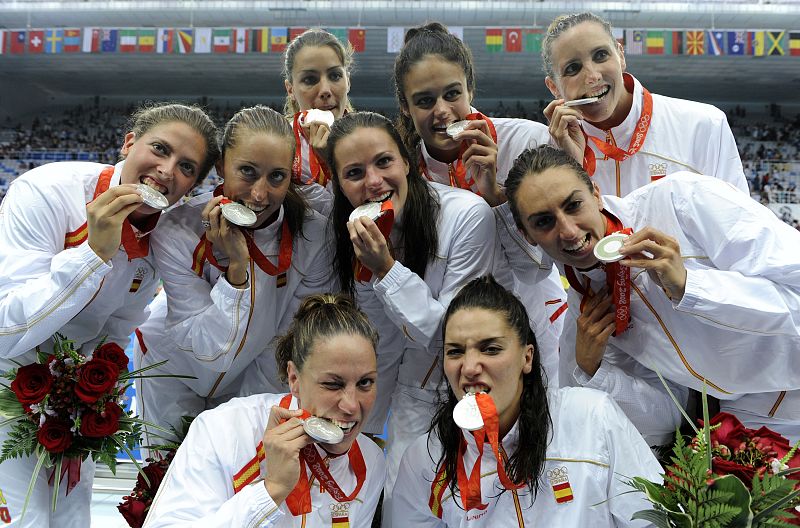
left=544, top=99, right=587, bottom=165
left=86, top=184, right=144, bottom=262
left=347, top=216, right=394, bottom=279
left=574, top=286, right=615, bottom=377
left=619, top=227, right=687, bottom=302
left=458, top=120, right=504, bottom=206
left=305, top=121, right=332, bottom=158
left=262, top=406, right=313, bottom=505
left=201, top=196, right=250, bottom=286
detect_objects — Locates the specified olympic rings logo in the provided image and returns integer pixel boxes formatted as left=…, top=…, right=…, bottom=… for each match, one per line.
left=546, top=466, right=569, bottom=480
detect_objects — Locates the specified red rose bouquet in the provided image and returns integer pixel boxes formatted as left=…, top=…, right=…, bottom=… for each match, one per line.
left=628, top=387, right=800, bottom=527
left=0, top=333, right=184, bottom=519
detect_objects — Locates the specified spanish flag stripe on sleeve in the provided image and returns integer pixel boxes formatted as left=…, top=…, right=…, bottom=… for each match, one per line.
left=191, top=239, right=207, bottom=276
left=232, top=441, right=267, bottom=494
left=552, top=482, right=574, bottom=503
left=331, top=517, right=350, bottom=527
left=64, top=222, right=88, bottom=249
left=428, top=466, right=450, bottom=519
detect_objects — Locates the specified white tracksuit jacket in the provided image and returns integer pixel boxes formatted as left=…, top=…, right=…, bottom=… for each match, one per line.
left=418, top=112, right=566, bottom=386
left=560, top=173, right=800, bottom=445
left=134, top=193, right=333, bottom=435
left=0, top=161, right=160, bottom=527
left=392, top=387, right=662, bottom=527
left=144, top=393, right=386, bottom=527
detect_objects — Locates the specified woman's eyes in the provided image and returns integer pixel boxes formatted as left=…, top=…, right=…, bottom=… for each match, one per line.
left=269, top=171, right=287, bottom=184
left=357, top=378, right=376, bottom=390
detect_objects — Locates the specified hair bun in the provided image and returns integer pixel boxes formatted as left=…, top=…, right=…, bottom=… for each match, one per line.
left=294, top=293, right=356, bottom=321
left=404, top=22, right=449, bottom=44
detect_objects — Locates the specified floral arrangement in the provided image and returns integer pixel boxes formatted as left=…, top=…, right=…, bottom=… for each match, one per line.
left=0, top=333, right=178, bottom=519
left=628, top=389, right=800, bottom=527
left=118, top=415, right=193, bottom=528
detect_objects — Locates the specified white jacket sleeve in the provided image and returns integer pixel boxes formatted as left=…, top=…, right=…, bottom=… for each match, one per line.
left=562, top=311, right=686, bottom=446
left=597, top=394, right=665, bottom=527
left=391, top=438, right=448, bottom=528
left=674, top=180, right=800, bottom=337
left=144, top=418, right=284, bottom=528
left=710, top=114, right=748, bottom=193
left=372, top=200, right=496, bottom=348
left=0, top=178, right=111, bottom=357
left=151, top=225, right=252, bottom=371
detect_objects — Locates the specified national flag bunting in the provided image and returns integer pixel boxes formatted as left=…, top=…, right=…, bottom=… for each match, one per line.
left=10, top=31, right=26, bottom=54
left=625, top=30, right=644, bottom=55
left=748, top=31, right=765, bottom=56
left=119, top=29, right=137, bottom=52
left=706, top=31, right=724, bottom=55
left=449, top=27, right=464, bottom=41
left=485, top=28, right=502, bottom=53
left=233, top=28, right=248, bottom=53
left=29, top=30, right=45, bottom=54
left=289, top=27, right=307, bottom=42
left=139, top=29, right=156, bottom=53
left=271, top=27, right=288, bottom=52
left=349, top=28, right=366, bottom=52
left=767, top=30, right=786, bottom=56
left=213, top=28, right=231, bottom=53
left=0, top=31, right=4, bottom=54
left=646, top=30, right=664, bottom=55
left=101, top=29, right=118, bottom=52
left=524, top=29, right=543, bottom=53
left=250, top=28, right=268, bottom=53
left=612, top=28, right=624, bottom=46
left=327, top=27, right=348, bottom=47
left=177, top=29, right=193, bottom=54
left=45, top=29, right=64, bottom=54
left=666, top=31, right=683, bottom=55
left=63, top=29, right=81, bottom=53
left=387, top=26, right=405, bottom=53
left=505, top=28, right=522, bottom=52
left=195, top=28, right=212, bottom=53
left=727, top=31, right=746, bottom=55
left=686, top=30, right=704, bottom=55
left=157, top=28, right=174, bottom=53
left=790, top=32, right=800, bottom=56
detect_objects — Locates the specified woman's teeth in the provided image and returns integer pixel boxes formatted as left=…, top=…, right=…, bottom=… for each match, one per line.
left=585, top=87, right=610, bottom=99
left=328, top=418, right=356, bottom=432
left=465, top=385, right=489, bottom=395
left=564, top=234, right=591, bottom=254
left=245, top=203, right=266, bottom=213
left=141, top=177, right=167, bottom=194
left=367, top=191, right=392, bottom=203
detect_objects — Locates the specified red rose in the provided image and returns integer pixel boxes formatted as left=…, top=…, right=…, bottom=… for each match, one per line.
left=712, top=456, right=755, bottom=482
left=37, top=419, right=73, bottom=453
left=94, top=342, right=129, bottom=371
left=10, top=363, right=53, bottom=405
left=707, top=412, right=751, bottom=449
left=136, top=459, right=168, bottom=492
left=117, top=497, right=147, bottom=528
left=74, top=358, right=119, bottom=403
left=80, top=401, right=123, bottom=438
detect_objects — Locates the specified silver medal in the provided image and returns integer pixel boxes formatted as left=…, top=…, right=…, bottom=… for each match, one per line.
left=220, top=202, right=258, bottom=227
left=594, top=233, right=629, bottom=263
left=348, top=201, right=384, bottom=224
left=446, top=120, right=470, bottom=138
left=302, top=416, right=344, bottom=444
left=563, top=96, right=601, bottom=108
left=453, top=393, right=484, bottom=431
left=136, top=184, right=169, bottom=210
left=304, top=109, right=335, bottom=128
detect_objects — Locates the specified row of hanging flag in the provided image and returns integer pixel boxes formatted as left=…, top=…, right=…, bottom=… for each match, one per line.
left=1, top=26, right=799, bottom=57
left=0, top=27, right=366, bottom=54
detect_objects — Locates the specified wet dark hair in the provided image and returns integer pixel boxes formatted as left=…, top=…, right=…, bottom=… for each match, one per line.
left=505, top=145, right=593, bottom=231
left=282, top=28, right=355, bottom=116
left=393, top=22, right=476, bottom=154
left=220, top=105, right=307, bottom=238
left=432, top=275, right=551, bottom=504
left=124, top=102, right=220, bottom=183
left=326, top=111, right=440, bottom=296
left=275, top=293, right=379, bottom=383
left=542, top=12, right=617, bottom=77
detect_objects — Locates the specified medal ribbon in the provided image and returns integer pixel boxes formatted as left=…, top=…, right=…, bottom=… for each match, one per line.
left=353, top=200, right=395, bottom=283
left=277, top=395, right=368, bottom=516
left=418, top=112, right=498, bottom=192
left=455, top=393, right=524, bottom=512
left=564, top=210, right=632, bottom=336
left=581, top=83, right=653, bottom=177
left=292, top=111, right=332, bottom=187
left=193, top=185, right=293, bottom=277
left=92, top=166, right=157, bottom=260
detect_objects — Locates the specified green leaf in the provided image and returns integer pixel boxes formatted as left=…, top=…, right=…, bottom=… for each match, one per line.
left=652, top=366, right=699, bottom=435
left=711, top=475, right=752, bottom=527
left=20, top=448, right=49, bottom=523
left=701, top=383, right=712, bottom=472
left=631, top=509, right=674, bottom=527
left=51, top=457, right=63, bottom=513
left=0, top=387, right=25, bottom=417
left=752, top=487, right=800, bottom=524
left=111, top=435, right=149, bottom=487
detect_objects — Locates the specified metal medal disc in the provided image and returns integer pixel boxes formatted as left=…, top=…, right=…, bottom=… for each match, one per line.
left=594, top=233, right=629, bottom=263
left=220, top=202, right=258, bottom=227
left=136, top=184, right=169, bottom=210
left=563, top=96, right=601, bottom=108
left=303, top=417, right=344, bottom=444
left=348, top=201, right=384, bottom=223
left=446, top=120, right=470, bottom=138
left=453, top=393, right=484, bottom=431
left=304, top=109, right=335, bottom=128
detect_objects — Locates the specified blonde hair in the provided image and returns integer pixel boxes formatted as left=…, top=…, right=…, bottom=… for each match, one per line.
left=542, top=12, right=616, bottom=77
